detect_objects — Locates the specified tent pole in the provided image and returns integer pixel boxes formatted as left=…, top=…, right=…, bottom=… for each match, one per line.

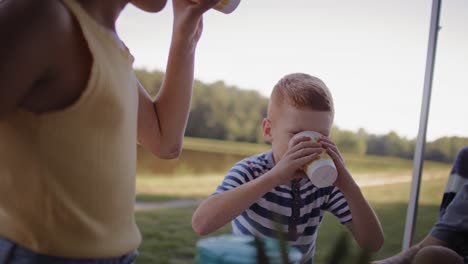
left=402, top=0, right=442, bottom=250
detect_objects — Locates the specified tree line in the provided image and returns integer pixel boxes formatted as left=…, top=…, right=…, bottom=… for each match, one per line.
left=136, top=69, right=468, bottom=163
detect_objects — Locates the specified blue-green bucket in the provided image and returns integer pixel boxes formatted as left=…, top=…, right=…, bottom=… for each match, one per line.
left=195, top=235, right=303, bottom=264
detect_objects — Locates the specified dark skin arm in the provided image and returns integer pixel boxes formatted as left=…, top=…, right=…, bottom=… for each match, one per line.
left=2, top=0, right=222, bottom=162
left=0, top=0, right=92, bottom=119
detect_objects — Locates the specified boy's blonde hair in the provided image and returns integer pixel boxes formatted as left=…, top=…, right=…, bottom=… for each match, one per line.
left=270, top=73, right=334, bottom=117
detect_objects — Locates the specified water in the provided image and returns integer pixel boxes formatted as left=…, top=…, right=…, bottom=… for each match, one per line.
left=137, top=146, right=249, bottom=176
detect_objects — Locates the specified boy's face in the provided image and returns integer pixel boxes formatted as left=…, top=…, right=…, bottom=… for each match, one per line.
left=262, top=101, right=333, bottom=165
left=131, top=0, right=168, bottom=12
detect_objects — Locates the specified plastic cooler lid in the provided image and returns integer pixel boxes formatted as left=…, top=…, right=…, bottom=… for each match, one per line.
left=195, top=235, right=302, bottom=264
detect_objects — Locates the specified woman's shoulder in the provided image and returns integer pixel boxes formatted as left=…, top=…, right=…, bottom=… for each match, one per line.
left=2, top=0, right=74, bottom=33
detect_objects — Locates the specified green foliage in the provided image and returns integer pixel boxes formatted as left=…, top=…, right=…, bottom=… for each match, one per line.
left=325, top=233, right=373, bottom=264
left=252, top=232, right=373, bottom=264
left=187, top=80, right=268, bottom=143
left=135, top=69, right=164, bottom=97
left=326, top=233, right=350, bottom=264
left=135, top=68, right=467, bottom=163
left=331, top=127, right=367, bottom=155
left=426, top=136, right=468, bottom=162
left=254, top=237, right=270, bottom=264
left=365, top=131, right=415, bottom=159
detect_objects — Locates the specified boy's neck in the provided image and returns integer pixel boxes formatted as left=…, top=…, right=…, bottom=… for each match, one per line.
left=77, top=0, right=129, bottom=32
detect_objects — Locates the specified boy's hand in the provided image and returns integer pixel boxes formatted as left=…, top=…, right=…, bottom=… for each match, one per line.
left=272, top=136, right=323, bottom=186
left=317, top=136, right=353, bottom=189
left=172, top=0, right=220, bottom=43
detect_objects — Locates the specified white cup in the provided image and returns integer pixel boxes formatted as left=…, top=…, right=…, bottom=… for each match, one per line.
left=213, top=0, right=241, bottom=14
left=291, top=131, right=337, bottom=188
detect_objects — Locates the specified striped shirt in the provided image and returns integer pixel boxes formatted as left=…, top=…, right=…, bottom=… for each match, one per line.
left=431, top=147, right=468, bottom=263
left=214, top=151, right=352, bottom=263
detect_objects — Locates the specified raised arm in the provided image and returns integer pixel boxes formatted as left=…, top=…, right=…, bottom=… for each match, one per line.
left=137, top=0, right=219, bottom=159
left=341, top=179, right=385, bottom=251
left=319, top=137, right=385, bottom=251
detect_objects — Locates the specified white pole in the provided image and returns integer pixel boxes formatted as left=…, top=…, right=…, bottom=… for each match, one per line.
left=402, top=0, right=441, bottom=250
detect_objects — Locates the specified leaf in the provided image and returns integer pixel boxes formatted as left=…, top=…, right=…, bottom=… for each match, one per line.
left=254, top=236, right=270, bottom=264
left=326, top=232, right=349, bottom=264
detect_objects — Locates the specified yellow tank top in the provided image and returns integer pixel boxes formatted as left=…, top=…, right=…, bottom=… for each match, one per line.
left=0, top=0, right=141, bottom=258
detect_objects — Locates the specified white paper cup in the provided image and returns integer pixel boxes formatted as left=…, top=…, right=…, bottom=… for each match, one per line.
left=292, top=131, right=337, bottom=188
left=213, top=0, right=241, bottom=14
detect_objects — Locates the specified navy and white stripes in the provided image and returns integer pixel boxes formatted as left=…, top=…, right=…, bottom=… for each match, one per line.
left=440, top=147, right=468, bottom=218
left=431, top=147, right=468, bottom=263
left=214, top=151, right=352, bottom=263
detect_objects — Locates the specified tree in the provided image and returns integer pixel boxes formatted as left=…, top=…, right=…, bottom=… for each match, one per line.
left=134, top=68, right=467, bottom=163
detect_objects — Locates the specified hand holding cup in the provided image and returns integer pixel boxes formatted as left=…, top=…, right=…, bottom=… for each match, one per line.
left=290, top=131, right=337, bottom=187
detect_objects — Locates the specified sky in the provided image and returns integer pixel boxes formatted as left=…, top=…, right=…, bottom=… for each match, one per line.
left=117, top=0, right=468, bottom=141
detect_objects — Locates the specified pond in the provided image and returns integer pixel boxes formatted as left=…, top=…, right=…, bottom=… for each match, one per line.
left=137, top=146, right=252, bottom=176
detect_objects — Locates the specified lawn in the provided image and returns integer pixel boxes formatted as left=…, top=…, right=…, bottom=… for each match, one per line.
left=135, top=165, right=449, bottom=203
left=134, top=177, right=448, bottom=264
left=182, top=137, right=448, bottom=171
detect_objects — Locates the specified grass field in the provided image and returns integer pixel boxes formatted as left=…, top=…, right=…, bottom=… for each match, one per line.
left=135, top=176, right=448, bottom=264
left=134, top=137, right=452, bottom=263
left=137, top=138, right=450, bottom=203
left=135, top=166, right=449, bottom=203
left=182, top=136, right=448, bottom=173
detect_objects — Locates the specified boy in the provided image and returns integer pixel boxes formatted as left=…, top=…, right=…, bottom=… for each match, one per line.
left=0, top=0, right=219, bottom=263
left=192, top=73, right=385, bottom=263
left=373, top=147, right=468, bottom=264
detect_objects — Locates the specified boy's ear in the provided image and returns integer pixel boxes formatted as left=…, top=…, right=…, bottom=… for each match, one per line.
left=262, top=118, right=273, bottom=143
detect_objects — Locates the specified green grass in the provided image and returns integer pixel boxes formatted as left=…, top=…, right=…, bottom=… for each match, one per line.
left=135, top=140, right=451, bottom=262
left=181, top=136, right=449, bottom=174
left=134, top=177, right=447, bottom=264
left=136, top=206, right=231, bottom=264
left=313, top=177, right=445, bottom=263
left=136, top=164, right=450, bottom=203
left=343, top=154, right=448, bottom=174
left=136, top=174, right=222, bottom=202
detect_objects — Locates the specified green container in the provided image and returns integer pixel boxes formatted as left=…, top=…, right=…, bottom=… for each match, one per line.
left=195, top=235, right=303, bottom=264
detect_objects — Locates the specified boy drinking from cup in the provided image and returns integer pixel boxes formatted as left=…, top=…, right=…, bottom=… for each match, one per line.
left=192, top=73, right=384, bottom=263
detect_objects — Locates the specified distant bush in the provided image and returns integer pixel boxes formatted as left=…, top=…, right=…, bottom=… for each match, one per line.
left=135, top=69, right=467, bottom=163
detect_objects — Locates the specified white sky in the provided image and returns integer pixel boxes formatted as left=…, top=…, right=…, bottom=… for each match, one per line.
left=117, top=0, right=468, bottom=141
